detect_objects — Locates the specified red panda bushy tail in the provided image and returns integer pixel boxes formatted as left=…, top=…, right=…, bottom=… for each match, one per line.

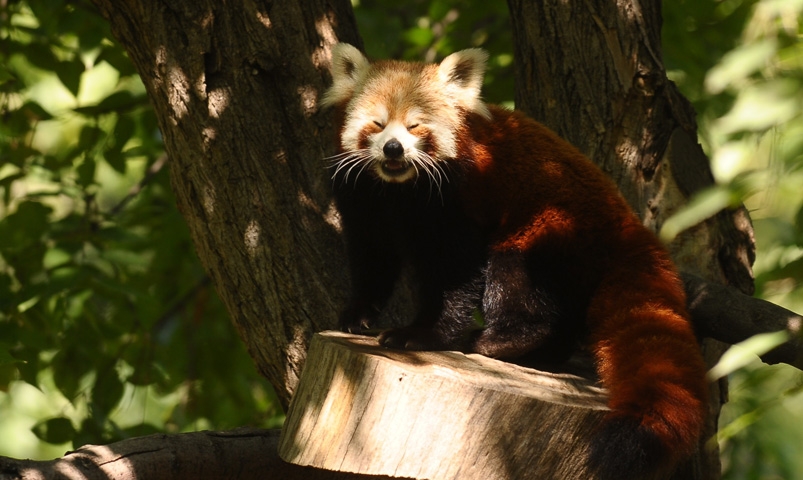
left=585, top=228, right=708, bottom=479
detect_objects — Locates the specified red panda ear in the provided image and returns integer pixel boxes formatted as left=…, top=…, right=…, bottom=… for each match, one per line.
left=321, top=43, right=370, bottom=108
left=437, top=49, right=492, bottom=119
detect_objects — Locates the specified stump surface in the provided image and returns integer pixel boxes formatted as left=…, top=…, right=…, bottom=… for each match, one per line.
left=279, top=331, right=609, bottom=480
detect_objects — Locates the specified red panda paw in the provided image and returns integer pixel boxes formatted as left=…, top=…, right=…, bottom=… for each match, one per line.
left=339, top=303, right=379, bottom=335
left=378, top=327, right=451, bottom=351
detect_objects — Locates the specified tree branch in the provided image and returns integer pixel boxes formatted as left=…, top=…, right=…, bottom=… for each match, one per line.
left=0, top=429, right=404, bottom=480
left=683, top=272, right=803, bottom=370
left=107, top=154, right=168, bottom=217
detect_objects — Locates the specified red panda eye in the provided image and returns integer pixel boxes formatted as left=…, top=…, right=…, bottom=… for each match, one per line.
left=407, top=124, right=419, bottom=130
left=373, top=121, right=384, bottom=128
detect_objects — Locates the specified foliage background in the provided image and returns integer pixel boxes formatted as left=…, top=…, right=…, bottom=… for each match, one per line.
left=0, top=0, right=801, bottom=478
left=663, top=1, right=803, bottom=478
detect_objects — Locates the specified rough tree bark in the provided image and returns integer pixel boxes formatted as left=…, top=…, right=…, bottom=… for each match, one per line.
left=1, top=1, right=800, bottom=479
left=506, top=1, right=755, bottom=478
left=85, top=0, right=361, bottom=408
left=0, top=429, right=403, bottom=480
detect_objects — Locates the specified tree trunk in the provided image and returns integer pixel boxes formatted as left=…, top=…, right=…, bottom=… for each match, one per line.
left=507, top=0, right=754, bottom=290
left=506, top=1, right=756, bottom=478
left=89, top=0, right=361, bottom=408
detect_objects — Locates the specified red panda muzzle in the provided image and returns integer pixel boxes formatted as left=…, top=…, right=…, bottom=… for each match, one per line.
left=383, top=139, right=404, bottom=158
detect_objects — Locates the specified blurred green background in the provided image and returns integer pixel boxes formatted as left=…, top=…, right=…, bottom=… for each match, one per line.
left=1, top=1, right=801, bottom=478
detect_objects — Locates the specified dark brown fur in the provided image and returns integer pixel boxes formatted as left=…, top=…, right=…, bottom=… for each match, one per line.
left=324, top=45, right=708, bottom=479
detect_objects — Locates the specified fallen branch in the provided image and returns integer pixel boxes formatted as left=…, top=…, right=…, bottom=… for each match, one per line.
left=0, top=428, right=402, bottom=480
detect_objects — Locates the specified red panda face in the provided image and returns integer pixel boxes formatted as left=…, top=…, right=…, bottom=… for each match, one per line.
left=359, top=113, right=429, bottom=183
left=322, top=44, right=492, bottom=187
left=342, top=83, right=450, bottom=185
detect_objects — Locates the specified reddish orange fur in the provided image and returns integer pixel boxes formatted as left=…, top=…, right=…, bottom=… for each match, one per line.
left=457, top=106, right=707, bottom=457
left=325, top=45, right=708, bottom=478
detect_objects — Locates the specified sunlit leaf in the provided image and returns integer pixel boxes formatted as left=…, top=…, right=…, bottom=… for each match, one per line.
left=0, top=0, right=280, bottom=456
left=705, top=39, right=777, bottom=94
left=405, top=27, right=435, bottom=47
left=716, top=79, right=801, bottom=134
left=708, top=331, right=790, bottom=380
left=660, top=186, right=736, bottom=241
left=74, top=91, right=145, bottom=116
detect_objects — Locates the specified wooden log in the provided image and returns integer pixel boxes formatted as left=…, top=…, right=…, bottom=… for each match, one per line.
left=0, top=429, right=408, bottom=480
left=278, top=331, right=609, bottom=480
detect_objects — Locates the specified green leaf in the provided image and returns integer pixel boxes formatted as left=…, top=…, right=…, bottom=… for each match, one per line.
left=113, top=115, right=136, bottom=150
left=705, top=39, right=778, bottom=94
left=0, top=343, right=20, bottom=366
left=660, top=186, right=739, bottom=242
left=76, top=157, right=97, bottom=187
left=0, top=274, right=15, bottom=312
left=93, top=364, right=124, bottom=415
left=78, top=124, right=104, bottom=151
left=105, top=115, right=136, bottom=173
left=21, top=43, right=60, bottom=72
left=123, top=423, right=163, bottom=438
left=25, top=0, right=68, bottom=33
left=0, top=364, right=19, bottom=391
left=74, top=91, right=145, bottom=116
left=428, top=0, right=453, bottom=22
left=2, top=104, right=47, bottom=138
left=13, top=346, right=41, bottom=388
left=0, top=201, right=52, bottom=252
left=104, top=150, right=126, bottom=174
left=74, top=417, right=106, bottom=448
left=404, top=27, right=435, bottom=48
left=708, top=331, right=789, bottom=380
left=716, top=79, right=801, bottom=134
left=20, top=101, right=54, bottom=121
left=31, top=417, right=76, bottom=445
left=95, top=46, right=137, bottom=77
left=0, top=65, right=15, bottom=85
left=55, top=59, right=85, bottom=97
left=52, top=346, right=94, bottom=402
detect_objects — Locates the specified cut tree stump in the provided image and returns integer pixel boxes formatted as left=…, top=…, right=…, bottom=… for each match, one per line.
left=278, top=331, right=610, bottom=480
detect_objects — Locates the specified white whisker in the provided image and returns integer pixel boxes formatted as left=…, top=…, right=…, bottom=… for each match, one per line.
left=326, top=149, right=375, bottom=185
left=351, top=160, right=374, bottom=184
left=408, top=150, right=448, bottom=201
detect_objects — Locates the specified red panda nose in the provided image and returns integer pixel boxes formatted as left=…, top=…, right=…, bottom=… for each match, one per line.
left=383, top=139, right=404, bottom=159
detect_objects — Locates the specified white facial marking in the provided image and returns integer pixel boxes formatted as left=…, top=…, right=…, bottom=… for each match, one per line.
left=368, top=121, right=418, bottom=182
left=327, top=49, right=495, bottom=192
left=372, top=122, right=418, bottom=155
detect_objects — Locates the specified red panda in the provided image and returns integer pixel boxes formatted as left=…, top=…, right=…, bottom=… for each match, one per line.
left=321, top=43, right=708, bottom=479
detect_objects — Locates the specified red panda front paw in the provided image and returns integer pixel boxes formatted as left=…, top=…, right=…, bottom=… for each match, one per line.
left=378, top=327, right=446, bottom=351
left=339, top=304, right=378, bottom=335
